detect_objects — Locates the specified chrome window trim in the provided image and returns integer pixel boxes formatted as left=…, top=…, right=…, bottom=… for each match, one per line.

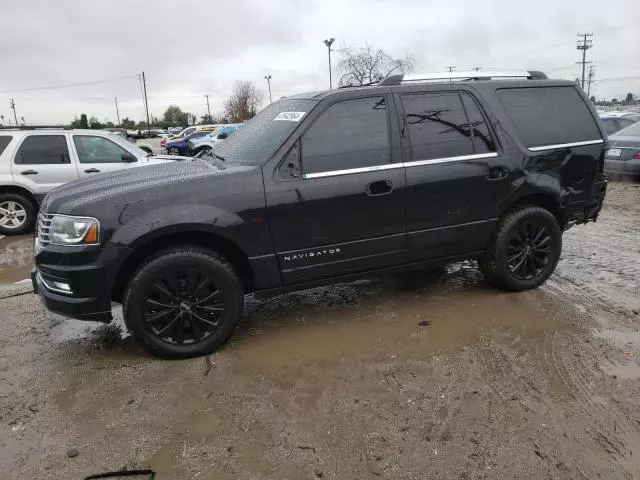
left=302, top=152, right=499, bottom=179
left=528, top=139, right=604, bottom=152
left=403, top=152, right=498, bottom=168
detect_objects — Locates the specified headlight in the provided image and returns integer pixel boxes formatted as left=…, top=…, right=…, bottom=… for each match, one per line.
left=49, top=215, right=100, bottom=245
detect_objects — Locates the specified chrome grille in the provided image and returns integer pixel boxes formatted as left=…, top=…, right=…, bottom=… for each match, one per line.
left=37, top=213, right=53, bottom=247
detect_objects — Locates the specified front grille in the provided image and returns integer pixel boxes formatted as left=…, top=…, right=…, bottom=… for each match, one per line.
left=37, top=213, right=53, bottom=247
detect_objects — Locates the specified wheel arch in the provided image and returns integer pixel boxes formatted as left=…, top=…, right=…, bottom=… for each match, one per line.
left=0, top=185, right=39, bottom=208
left=111, top=230, right=254, bottom=303
left=499, top=192, right=565, bottom=228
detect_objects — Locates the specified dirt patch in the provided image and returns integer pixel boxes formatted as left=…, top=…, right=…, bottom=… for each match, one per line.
left=0, top=181, right=639, bottom=479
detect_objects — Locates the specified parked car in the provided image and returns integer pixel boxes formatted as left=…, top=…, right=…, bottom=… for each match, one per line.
left=599, top=112, right=639, bottom=135
left=32, top=70, right=607, bottom=358
left=604, top=120, right=640, bottom=179
left=165, top=125, right=219, bottom=142
left=0, top=128, right=191, bottom=234
left=164, top=131, right=211, bottom=156
left=188, top=125, right=242, bottom=154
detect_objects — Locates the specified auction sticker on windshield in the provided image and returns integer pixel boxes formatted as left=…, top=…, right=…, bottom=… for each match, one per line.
left=274, top=112, right=306, bottom=122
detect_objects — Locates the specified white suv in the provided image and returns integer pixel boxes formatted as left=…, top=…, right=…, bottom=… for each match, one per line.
left=0, top=128, right=191, bottom=235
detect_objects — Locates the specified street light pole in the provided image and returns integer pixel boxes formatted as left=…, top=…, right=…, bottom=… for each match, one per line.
left=9, top=99, right=18, bottom=126
left=205, top=94, right=211, bottom=119
left=323, top=38, right=335, bottom=89
left=264, top=75, right=272, bottom=103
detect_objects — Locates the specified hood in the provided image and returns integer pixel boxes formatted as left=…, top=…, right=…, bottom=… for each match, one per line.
left=41, top=159, right=254, bottom=215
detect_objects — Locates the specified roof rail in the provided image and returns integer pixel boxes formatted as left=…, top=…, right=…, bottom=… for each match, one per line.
left=378, top=70, right=548, bottom=86
left=0, top=125, right=73, bottom=130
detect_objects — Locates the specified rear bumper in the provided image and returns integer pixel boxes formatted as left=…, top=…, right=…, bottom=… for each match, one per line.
left=604, top=158, right=640, bottom=176
left=563, top=175, right=607, bottom=226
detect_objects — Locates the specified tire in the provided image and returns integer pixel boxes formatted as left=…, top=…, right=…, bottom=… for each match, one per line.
left=168, top=147, right=180, bottom=155
left=0, top=193, right=36, bottom=235
left=482, top=206, right=562, bottom=291
left=123, top=246, right=244, bottom=359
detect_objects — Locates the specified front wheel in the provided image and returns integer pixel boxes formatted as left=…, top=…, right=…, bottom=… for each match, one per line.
left=123, top=247, right=244, bottom=358
left=167, top=147, right=180, bottom=155
left=482, top=206, right=562, bottom=291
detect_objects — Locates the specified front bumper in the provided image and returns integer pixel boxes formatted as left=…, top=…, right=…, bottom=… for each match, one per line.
left=31, top=242, right=131, bottom=323
left=32, top=267, right=113, bottom=322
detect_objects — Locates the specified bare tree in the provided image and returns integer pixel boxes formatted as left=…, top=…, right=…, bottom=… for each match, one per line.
left=337, top=45, right=413, bottom=87
left=224, top=81, right=263, bottom=123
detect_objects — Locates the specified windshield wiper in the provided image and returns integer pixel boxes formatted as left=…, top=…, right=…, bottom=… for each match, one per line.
left=211, top=152, right=226, bottom=162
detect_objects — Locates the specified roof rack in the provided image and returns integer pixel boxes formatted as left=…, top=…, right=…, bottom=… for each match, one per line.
left=378, top=70, right=547, bottom=86
left=0, top=125, right=73, bottom=130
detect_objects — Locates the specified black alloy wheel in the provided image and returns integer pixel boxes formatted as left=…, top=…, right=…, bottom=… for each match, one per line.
left=123, top=247, right=243, bottom=358
left=505, top=220, right=553, bottom=280
left=142, top=269, right=225, bottom=345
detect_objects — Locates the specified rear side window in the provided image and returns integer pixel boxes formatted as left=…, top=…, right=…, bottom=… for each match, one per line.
left=402, top=92, right=475, bottom=160
left=0, top=136, right=12, bottom=155
left=496, top=86, right=601, bottom=148
left=302, top=96, right=390, bottom=175
left=15, top=135, right=70, bottom=164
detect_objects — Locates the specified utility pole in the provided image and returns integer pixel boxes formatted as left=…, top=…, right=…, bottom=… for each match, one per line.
left=472, top=66, right=481, bottom=71
left=114, top=97, right=121, bottom=126
left=446, top=66, right=456, bottom=72
left=264, top=75, right=272, bottom=103
left=141, top=71, right=151, bottom=135
left=587, top=66, right=595, bottom=97
left=576, top=33, right=593, bottom=90
left=324, top=38, right=335, bottom=89
left=9, top=99, right=18, bottom=126
left=205, top=94, right=211, bottom=120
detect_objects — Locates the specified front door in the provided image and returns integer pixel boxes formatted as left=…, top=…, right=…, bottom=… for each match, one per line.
left=398, top=90, right=504, bottom=260
left=265, top=95, right=407, bottom=284
left=11, top=133, right=80, bottom=198
left=72, top=134, right=140, bottom=177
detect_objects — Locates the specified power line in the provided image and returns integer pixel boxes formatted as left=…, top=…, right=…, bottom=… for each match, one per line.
left=576, top=33, right=593, bottom=89
left=0, top=74, right=139, bottom=94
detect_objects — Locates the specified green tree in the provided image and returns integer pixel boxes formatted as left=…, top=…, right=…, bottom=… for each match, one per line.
left=162, top=106, right=189, bottom=127
left=625, top=93, right=634, bottom=104
left=70, top=113, right=90, bottom=129
left=120, top=117, right=135, bottom=129
left=88, top=116, right=104, bottom=129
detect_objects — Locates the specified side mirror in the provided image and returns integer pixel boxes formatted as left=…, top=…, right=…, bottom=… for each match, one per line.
left=121, top=153, right=137, bottom=163
left=217, top=132, right=228, bottom=140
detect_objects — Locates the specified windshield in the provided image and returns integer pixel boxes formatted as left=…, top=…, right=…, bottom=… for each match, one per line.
left=107, top=132, right=150, bottom=157
left=211, top=99, right=317, bottom=165
left=615, top=121, right=640, bottom=137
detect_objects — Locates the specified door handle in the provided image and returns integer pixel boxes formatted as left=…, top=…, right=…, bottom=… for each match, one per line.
left=84, top=168, right=101, bottom=173
left=20, top=170, right=38, bottom=175
left=366, top=180, right=393, bottom=196
left=487, top=166, right=509, bottom=180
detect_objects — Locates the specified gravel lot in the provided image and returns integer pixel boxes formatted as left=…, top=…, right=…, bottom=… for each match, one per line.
left=0, top=181, right=639, bottom=480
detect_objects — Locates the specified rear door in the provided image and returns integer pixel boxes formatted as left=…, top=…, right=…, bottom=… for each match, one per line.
left=264, top=94, right=407, bottom=283
left=11, top=133, right=79, bottom=197
left=398, top=90, right=502, bottom=260
left=72, top=134, right=142, bottom=177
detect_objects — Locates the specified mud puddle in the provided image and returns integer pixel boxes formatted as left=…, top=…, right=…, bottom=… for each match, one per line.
left=0, top=234, right=33, bottom=285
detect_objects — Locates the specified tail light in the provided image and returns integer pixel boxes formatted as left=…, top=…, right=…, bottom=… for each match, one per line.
left=160, top=139, right=166, bottom=148
left=634, top=152, right=640, bottom=159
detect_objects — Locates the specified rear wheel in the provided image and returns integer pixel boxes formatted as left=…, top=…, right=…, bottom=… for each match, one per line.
left=482, top=206, right=562, bottom=291
left=0, top=193, right=36, bottom=235
left=168, top=147, right=180, bottom=155
left=123, top=247, right=244, bottom=358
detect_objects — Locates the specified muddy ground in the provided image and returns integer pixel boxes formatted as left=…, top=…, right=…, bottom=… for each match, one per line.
left=1, top=181, right=639, bottom=480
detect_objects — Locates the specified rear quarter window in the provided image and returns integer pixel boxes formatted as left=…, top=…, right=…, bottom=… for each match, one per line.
left=496, top=86, right=602, bottom=148
left=0, top=136, right=12, bottom=155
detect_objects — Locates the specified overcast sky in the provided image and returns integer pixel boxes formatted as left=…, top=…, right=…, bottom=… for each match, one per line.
left=1, top=0, right=638, bottom=125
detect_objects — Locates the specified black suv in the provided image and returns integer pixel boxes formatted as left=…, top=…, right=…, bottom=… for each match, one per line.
left=32, top=70, right=607, bottom=358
